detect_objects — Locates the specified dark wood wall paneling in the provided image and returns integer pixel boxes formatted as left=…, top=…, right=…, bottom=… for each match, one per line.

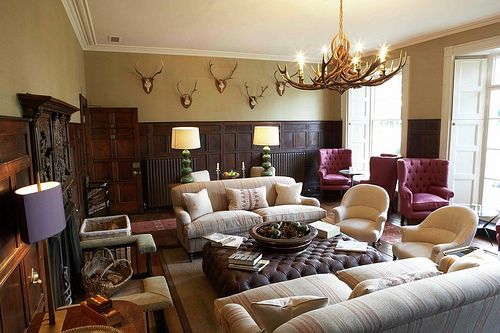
left=0, top=116, right=44, bottom=333
left=69, top=123, right=86, bottom=224
left=139, top=121, right=342, bottom=207
left=407, top=119, right=441, bottom=158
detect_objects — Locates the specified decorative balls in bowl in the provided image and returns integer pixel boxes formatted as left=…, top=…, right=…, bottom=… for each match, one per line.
left=223, top=170, right=240, bottom=179
left=249, top=221, right=318, bottom=253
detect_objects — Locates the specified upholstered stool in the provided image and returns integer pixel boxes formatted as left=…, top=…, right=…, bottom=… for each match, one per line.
left=113, top=276, right=173, bottom=333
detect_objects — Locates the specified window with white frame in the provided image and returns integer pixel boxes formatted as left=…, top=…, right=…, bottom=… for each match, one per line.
left=346, top=72, right=403, bottom=175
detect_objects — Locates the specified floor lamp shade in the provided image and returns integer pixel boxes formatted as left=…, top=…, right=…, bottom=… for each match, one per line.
left=15, top=181, right=66, bottom=244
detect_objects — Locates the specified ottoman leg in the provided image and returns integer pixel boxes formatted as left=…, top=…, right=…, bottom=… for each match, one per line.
left=188, top=253, right=193, bottom=262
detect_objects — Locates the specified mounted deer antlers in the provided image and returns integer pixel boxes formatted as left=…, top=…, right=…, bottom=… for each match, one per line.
left=245, top=82, right=268, bottom=109
left=176, top=81, right=198, bottom=109
left=134, top=59, right=164, bottom=94
left=208, top=60, right=238, bottom=93
left=274, top=70, right=288, bottom=96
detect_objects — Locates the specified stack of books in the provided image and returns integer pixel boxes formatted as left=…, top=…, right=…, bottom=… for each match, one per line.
left=335, top=239, right=368, bottom=253
left=203, top=232, right=245, bottom=249
left=227, top=250, right=269, bottom=272
left=80, top=294, right=121, bottom=326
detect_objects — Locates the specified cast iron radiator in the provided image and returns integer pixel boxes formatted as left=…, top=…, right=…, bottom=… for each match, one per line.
left=271, top=151, right=306, bottom=182
left=143, top=158, right=190, bottom=208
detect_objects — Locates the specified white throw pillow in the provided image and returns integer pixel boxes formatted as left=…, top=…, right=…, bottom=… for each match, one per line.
left=251, top=295, right=328, bottom=332
left=447, top=249, right=496, bottom=272
left=348, top=271, right=442, bottom=299
left=275, top=182, right=303, bottom=205
left=182, top=189, right=213, bottom=220
left=226, top=186, right=269, bottom=211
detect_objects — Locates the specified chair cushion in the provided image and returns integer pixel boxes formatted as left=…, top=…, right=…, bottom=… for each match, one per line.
left=321, top=174, right=350, bottom=185
left=412, top=193, right=449, bottom=211
left=335, top=218, right=381, bottom=243
left=275, top=182, right=303, bottom=205
left=186, top=210, right=262, bottom=238
left=182, top=189, right=213, bottom=220
left=392, top=242, right=434, bottom=260
left=226, top=186, right=269, bottom=211
left=348, top=271, right=442, bottom=299
left=251, top=295, right=328, bottom=332
left=336, top=257, right=438, bottom=289
left=253, top=205, right=327, bottom=223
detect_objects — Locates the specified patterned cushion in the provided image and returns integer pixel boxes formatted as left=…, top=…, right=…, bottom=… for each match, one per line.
left=226, top=186, right=269, bottom=211
left=348, top=271, right=442, bottom=299
left=336, top=257, right=438, bottom=289
left=186, top=210, right=262, bottom=238
left=253, top=205, right=327, bottom=223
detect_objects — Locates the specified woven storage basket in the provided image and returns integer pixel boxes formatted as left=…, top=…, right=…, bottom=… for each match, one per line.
left=80, top=215, right=131, bottom=241
left=62, top=325, right=121, bottom=333
left=82, top=248, right=133, bottom=297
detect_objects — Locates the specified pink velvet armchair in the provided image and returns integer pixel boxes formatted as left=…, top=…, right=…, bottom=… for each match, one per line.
left=318, top=148, right=352, bottom=192
left=359, top=155, right=399, bottom=209
left=397, top=158, right=454, bottom=224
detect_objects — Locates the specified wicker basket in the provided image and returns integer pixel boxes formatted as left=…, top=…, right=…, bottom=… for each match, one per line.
left=62, top=325, right=121, bottom=333
left=82, top=248, right=133, bottom=297
left=80, top=215, right=131, bottom=241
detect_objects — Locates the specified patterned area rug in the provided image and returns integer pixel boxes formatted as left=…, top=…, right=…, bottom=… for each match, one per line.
left=131, top=218, right=179, bottom=247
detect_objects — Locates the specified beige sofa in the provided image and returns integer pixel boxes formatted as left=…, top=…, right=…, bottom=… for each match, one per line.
left=171, top=176, right=326, bottom=258
left=214, top=257, right=500, bottom=333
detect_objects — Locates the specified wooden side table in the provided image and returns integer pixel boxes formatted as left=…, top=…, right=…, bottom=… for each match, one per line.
left=28, top=300, right=146, bottom=333
left=339, top=169, right=363, bottom=187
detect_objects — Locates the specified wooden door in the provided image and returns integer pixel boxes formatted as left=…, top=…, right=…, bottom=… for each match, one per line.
left=85, top=108, right=143, bottom=214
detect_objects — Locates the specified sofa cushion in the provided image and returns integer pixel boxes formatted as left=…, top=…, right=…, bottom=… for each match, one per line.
left=186, top=210, right=262, bottom=239
left=275, top=182, right=303, bottom=205
left=336, top=257, right=438, bottom=289
left=251, top=295, right=328, bottom=333
left=321, top=173, right=350, bottom=185
left=448, top=249, right=497, bottom=272
left=348, top=271, right=442, bottom=299
left=253, top=205, right=327, bottom=223
left=226, top=186, right=269, bottom=211
left=182, top=189, right=213, bottom=220
left=412, top=193, right=449, bottom=211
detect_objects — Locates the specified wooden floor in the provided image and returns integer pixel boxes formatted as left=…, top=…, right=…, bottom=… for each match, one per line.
left=138, top=199, right=499, bottom=333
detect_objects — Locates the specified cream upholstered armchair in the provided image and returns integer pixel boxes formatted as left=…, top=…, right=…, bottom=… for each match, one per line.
left=392, top=205, right=478, bottom=263
left=331, top=184, right=389, bottom=245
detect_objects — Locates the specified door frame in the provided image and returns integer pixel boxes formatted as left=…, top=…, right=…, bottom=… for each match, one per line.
left=440, top=35, right=500, bottom=159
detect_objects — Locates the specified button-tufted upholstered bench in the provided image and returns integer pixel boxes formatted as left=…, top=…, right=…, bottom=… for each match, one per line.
left=202, top=236, right=388, bottom=297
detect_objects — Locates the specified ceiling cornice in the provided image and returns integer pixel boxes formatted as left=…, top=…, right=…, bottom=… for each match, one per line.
left=62, top=1, right=500, bottom=62
left=62, top=0, right=96, bottom=48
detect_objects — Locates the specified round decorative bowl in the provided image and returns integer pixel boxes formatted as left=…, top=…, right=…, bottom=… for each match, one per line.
left=223, top=171, right=240, bottom=179
left=249, top=221, right=317, bottom=254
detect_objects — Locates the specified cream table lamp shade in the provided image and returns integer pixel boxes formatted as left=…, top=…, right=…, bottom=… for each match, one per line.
left=171, top=127, right=201, bottom=150
left=253, top=126, right=280, bottom=146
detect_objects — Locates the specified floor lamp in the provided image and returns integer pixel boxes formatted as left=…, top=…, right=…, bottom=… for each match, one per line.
left=16, top=178, right=66, bottom=325
left=171, top=127, right=201, bottom=183
left=253, top=126, right=280, bottom=176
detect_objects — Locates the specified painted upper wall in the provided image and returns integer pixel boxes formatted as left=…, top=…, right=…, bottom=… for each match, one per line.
left=397, top=21, right=500, bottom=119
left=0, top=0, right=85, bottom=122
left=84, top=52, right=337, bottom=122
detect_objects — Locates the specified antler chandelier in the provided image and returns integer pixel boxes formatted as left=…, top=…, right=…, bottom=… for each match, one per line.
left=278, top=0, right=407, bottom=94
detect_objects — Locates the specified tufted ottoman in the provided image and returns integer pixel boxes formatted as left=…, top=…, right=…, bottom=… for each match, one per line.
left=202, top=235, right=388, bottom=297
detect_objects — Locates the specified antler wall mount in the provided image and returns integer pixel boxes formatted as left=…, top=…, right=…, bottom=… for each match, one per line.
left=274, top=70, right=289, bottom=96
left=134, top=59, right=164, bottom=94
left=208, top=60, right=238, bottom=93
left=176, top=81, right=198, bottom=109
left=245, top=83, right=268, bottom=109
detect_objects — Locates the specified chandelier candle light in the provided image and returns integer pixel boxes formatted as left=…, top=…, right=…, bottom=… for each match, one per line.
left=278, top=0, right=407, bottom=94
left=253, top=126, right=280, bottom=176
left=171, top=127, right=201, bottom=183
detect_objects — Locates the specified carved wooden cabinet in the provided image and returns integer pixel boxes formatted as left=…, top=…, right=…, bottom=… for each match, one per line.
left=17, top=94, right=83, bottom=308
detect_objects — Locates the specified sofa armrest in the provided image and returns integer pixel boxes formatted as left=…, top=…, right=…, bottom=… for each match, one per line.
left=219, top=304, right=261, bottom=333
left=317, top=168, right=327, bottom=179
left=174, top=206, right=192, bottom=225
left=438, top=255, right=460, bottom=273
left=332, top=206, right=347, bottom=224
left=431, top=242, right=460, bottom=262
left=300, top=196, right=320, bottom=207
left=375, top=212, right=388, bottom=225
left=400, top=225, right=421, bottom=242
left=428, top=185, right=454, bottom=200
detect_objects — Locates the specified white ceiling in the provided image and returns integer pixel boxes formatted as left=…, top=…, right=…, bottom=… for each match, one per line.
left=63, top=0, right=500, bottom=61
